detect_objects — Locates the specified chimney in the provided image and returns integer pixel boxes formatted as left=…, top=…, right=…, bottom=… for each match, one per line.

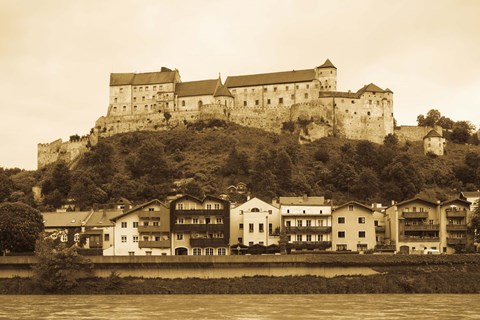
left=391, top=200, right=396, bottom=206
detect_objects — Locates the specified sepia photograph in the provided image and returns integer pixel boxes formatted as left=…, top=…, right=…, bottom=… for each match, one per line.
left=1, top=0, right=480, bottom=318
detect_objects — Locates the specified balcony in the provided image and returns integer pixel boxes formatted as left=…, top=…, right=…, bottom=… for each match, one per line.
left=399, top=236, right=439, bottom=242
left=375, top=226, right=385, bottom=233
left=138, top=240, right=170, bottom=249
left=174, top=209, right=228, bottom=216
left=138, top=225, right=169, bottom=233
left=138, top=212, right=162, bottom=220
left=447, top=238, right=467, bottom=246
left=285, top=226, right=332, bottom=234
left=402, top=212, right=428, bottom=219
left=190, top=238, right=227, bottom=247
left=404, top=224, right=439, bottom=231
left=174, top=224, right=226, bottom=233
left=446, top=210, right=467, bottom=218
left=446, top=224, right=467, bottom=232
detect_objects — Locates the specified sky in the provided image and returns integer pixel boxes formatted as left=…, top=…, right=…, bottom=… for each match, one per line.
left=1, top=0, right=479, bottom=170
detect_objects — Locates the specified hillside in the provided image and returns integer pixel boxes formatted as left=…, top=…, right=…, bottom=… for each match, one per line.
left=2, top=120, right=480, bottom=210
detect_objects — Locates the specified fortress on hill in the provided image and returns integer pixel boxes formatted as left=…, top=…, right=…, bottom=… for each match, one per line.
left=38, top=59, right=432, bottom=169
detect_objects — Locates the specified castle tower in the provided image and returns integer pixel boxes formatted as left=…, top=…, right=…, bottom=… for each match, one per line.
left=213, top=77, right=234, bottom=108
left=423, top=129, right=446, bottom=156
left=315, top=59, right=337, bottom=91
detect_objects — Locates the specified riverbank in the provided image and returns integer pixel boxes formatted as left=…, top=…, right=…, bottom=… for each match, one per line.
left=2, top=264, right=480, bottom=294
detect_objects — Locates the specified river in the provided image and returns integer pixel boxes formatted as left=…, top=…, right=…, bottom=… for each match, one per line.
left=0, top=294, right=478, bottom=319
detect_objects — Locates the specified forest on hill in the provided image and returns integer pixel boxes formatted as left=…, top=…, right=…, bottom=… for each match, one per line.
left=1, top=119, right=480, bottom=211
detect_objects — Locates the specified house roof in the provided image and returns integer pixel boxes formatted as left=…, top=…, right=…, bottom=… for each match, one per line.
left=170, top=194, right=230, bottom=206
left=393, top=197, right=437, bottom=208
left=42, top=211, right=91, bottom=228
left=85, top=210, right=123, bottom=227
left=111, top=199, right=168, bottom=221
left=279, top=196, right=326, bottom=206
left=441, top=198, right=471, bottom=207
left=110, top=70, right=177, bottom=86
left=318, top=83, right=389, bottom=99
left=225, top=69, right=316, bottom=88
left=175, top=79, right=218, bottom=97
left=461, top=191, right=480, bottom=198
left=233, top=197, right=279, bottom=211
left=317, top=59, right=336, bottom=69
left=334, top=201, right=374, bottom=212
left=424, top=129, right=443, bottom=139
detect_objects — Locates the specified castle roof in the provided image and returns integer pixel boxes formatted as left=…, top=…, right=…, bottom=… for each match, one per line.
left=225, top=69, right=315, bottom=88
left=423, top=129, right=443, bottom=139
left=214, top=77, right=234, bottom=97
left=110, top=70, right=177, bottom=86
left=357, top=83, right=386, bottom=95
left=175, top=79, right=218, bottom=97
left=317, top=59, right=336, bottom=69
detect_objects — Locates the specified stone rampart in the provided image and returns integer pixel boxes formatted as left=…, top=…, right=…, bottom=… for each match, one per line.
left=394, top=125, right=443, bottom=143
left=37, top=135, right=93, bottom=169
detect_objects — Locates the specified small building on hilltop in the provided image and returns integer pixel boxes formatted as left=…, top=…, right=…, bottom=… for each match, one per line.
left=423, top=129, right=446, bottom=156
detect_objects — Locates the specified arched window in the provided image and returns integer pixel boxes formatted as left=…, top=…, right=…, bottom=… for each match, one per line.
left=182, top=100, right=185, bottom=107
left=251, top=208, right=260, bottom=212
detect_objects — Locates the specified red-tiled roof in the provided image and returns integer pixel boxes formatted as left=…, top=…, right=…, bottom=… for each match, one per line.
left=225, top=69, right=315, bottom=88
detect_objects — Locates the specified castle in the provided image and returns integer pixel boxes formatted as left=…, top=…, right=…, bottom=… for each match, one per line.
left=38, top=59, right=397, bottom=168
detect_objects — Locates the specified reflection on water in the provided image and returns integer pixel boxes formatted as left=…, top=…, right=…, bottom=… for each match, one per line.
left=1, top=294, right=479, bottom=319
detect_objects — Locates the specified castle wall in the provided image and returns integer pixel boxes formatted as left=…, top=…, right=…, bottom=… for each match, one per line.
left=177, top=95, right=216, bottom=112
left=37, top=136, right=92, bottom=169
left=394, top=125, right=443, bottom=143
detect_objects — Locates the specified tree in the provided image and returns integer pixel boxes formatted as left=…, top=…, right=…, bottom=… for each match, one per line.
left=469, top=206, right=480, bottom=245
left=182, top=181, right=205, bottom=199
left=275, top=150, right=294, bottom=191
left=32, top=236, right=92, bottom=292
left=0, top=202, right=44, bottom=254
left=128, top=139, right=170, bottom=184
left=383, top=133, right=399, bottom=148
left=417, top=109, right=441, bottom=127
left=0, top=171, right=13, bottom=202
left=69, top=171, right=107, bottom=209
left=451, top=121, right=475, bottom=144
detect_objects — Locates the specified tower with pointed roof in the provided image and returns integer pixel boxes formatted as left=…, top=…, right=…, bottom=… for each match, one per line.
left=314, top=59, right=337, bottom=92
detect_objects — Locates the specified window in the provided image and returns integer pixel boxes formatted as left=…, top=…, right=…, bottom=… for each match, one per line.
left=148, top=208, right=154, bottom=212
left=153, top=221, right=159, bottom=226
left=367, top=111, right=371, bottom=116
left=177, top=218, right=184, bottom=224
left=348, top=205, right=354, bottom=211
left=143, top=221, right=149, bottom=226
left=259, top=223, right=264, bottom=233
left=238, top=237, right=243, bottom=243
left=359, top=231, right=366, bottom=238
left=145, top=86, right=149, bottom=91
left=291, top=94, right=295, bottom=99
left=193, top=248, right=202, bottom=256
left=218, top=248, right=226, bottom=256
left=153, top=86, right=156, bottom=90
left=177, top=203, right=184, bottom=210
left=338, top=217, right=345, bottom=224
left=255, top=100, right=259, bottom=106
left=287, top=235, right=291, bottom=242
left=296, top=85, right=299, bottom=89
left=286, top=86, right=289, bottom=90
left=304, top=93, right=308, bottom=99
left=206, top=204, right=212, bottom=209
left=133, top=236, right=139, bottom=243
left=214, top=204, right=220, bottom=209
left=121, top=235, right=127, bottom=243
left=306, top=234, right=312, bottom=241
left=269, top=223, right=273, bottom=235
left=205, top=248, right=214, bottom=255
left=143, top=236, right=148, bottom=241
left=193, top=218, right=199, bottom=224
left=318, top=234, right=323, bottom=241
left=119, top=88, right=123, bottom=92
left=176, top=233, right=183, bottom=240
left=279, top=97, right=283, bottom=104
left=263, top=88, right=267, bottom=92
left=306, top=220, right=312, bottom=227
left=357, top=244, right=367, bottom=251
left=286, top=221, right=291, bottom=227
left=142, top=96, right=145, bottom=101
left=267, top=99, right=271, bottom=105
left=249, top=223, right=254, bottom=233
left=146, top=251, right=152, bottom=256
left=296, top=234, right=302, bottom=242
left=114, top=97, right=118, bottom=103
left=182, top=100, right=185, bottom=107
left=60, top=234, right=68, bottom=243
left=337, top=244, right=347, bottom=251
left=133, top=222, right=138, bottom=228
left=358, top=217, right=366, bottom=224
left=251, top=207, right=260, bottom=212
left=104, top=234, right=110, bottom=242
left=249, top=241, right=254, bottom=246
left=338, top=231, right=345, bottom=238
left=274, top=87, right=277, bottom=92
left=239, top=223, right=244, bottom=229
left=121, top=222, right=127, bottom=228
left=128, top=252, right=135, bottom=256
left=297, top=220, right=303, bottom=227
left=306, top=84, right=310, bottom=89
left=216, top=218, right=223, bottom=224
left=243, top=101, right=247, bottom=107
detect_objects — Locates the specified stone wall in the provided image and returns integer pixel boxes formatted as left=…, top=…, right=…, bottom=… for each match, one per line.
left=37, top=134, right=97, bottom=169
left=394, top=125, right=443, bottom=143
